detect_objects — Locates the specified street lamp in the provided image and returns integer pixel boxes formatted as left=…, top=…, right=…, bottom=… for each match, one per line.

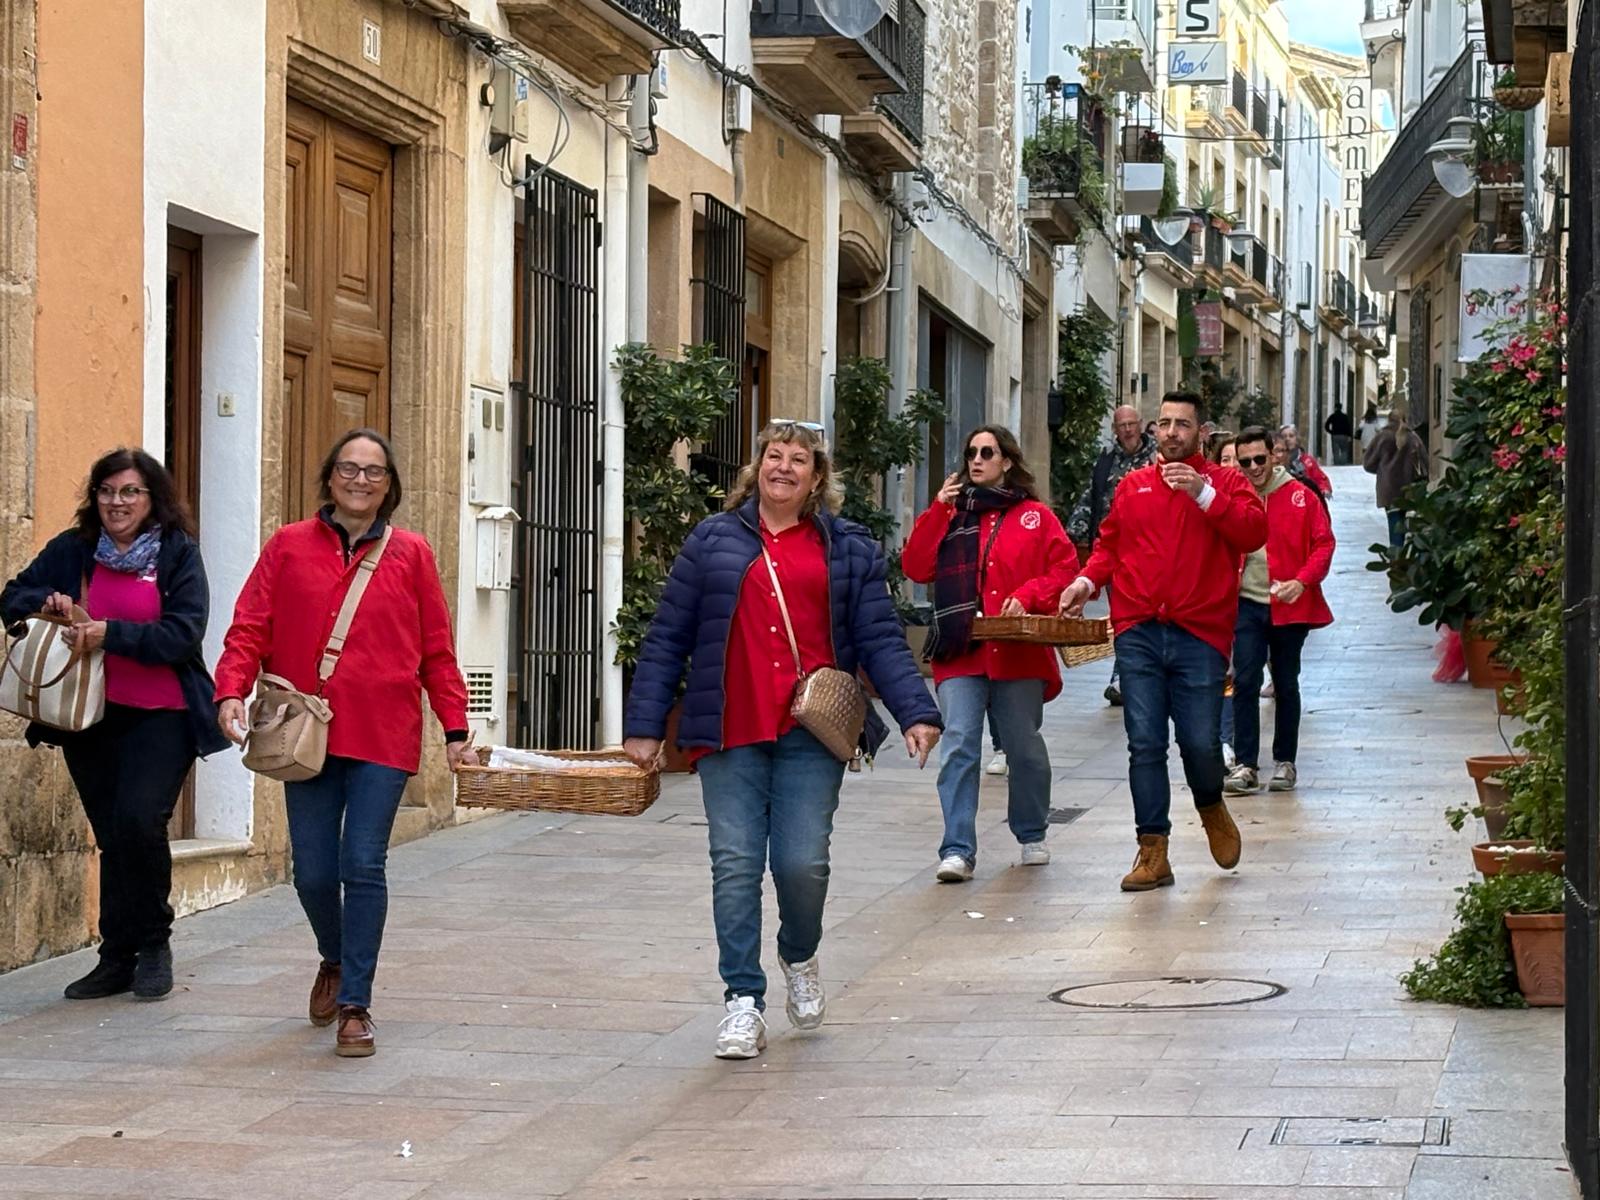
left=1152, top=212, right=1193, bottom=244
left=1226, top=224, right=1255, bottom=255
left=1358, top=312, right=1384, bottom=341
left=1427, top=115, right=1477, bottom=199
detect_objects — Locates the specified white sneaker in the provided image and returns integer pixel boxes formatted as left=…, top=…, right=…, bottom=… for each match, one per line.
left=1019, top=841, right=1050, bottom=866
left=936, top=855, right=975, bottom=882
left=1269, top=761, right=1298, bottom=792
left=1224, top=765, right=1260, bottom=794
left=1222, top=742, right=1236, bottom=770
left=780, top=956, right=826, bottom=1030
left=714, top=996, right=767, bottom=1059
left=986, top=752, right=1009, bottom=776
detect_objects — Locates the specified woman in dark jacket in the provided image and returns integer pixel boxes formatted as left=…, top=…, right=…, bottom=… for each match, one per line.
left=623, top=420, right=942, bottom=1061
left=0, top=448, right=228, bottom=1002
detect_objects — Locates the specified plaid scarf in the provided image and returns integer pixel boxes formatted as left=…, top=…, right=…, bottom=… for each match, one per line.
left=924, top=485, right=1027, bottom=662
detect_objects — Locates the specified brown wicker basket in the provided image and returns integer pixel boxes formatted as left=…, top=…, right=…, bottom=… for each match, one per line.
left=455, top=747, right=660, bottom=816
left=1059, top=630, right=1116, bottom=669
left=1494, top=85, right=1544, bottom=111
left=971, top=614, right=1111, bottom=646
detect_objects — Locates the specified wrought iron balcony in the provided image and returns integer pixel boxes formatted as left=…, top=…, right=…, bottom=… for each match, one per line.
left=1021, top=83, right=1107, bottom=243
left=1226, top=71, right=1250, bottom=132
left=1360, top=47, right=1477, bottom=258
left=750, top=0, right=909, bottom=116
left=1199, top=224, right=1229, bottom=278
left=874, top=0, right=925, bottom=144
left=500, top=0, right=679, bottom=86
left=1323, top=270, right=1359, bottom=326
left=1250, top=88, right=1270, bottom=140
left=1139, top=215, right=1195, bottom=278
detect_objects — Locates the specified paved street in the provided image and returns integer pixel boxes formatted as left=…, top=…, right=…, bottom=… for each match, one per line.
left=0, top=467, right=1575, bottom=1199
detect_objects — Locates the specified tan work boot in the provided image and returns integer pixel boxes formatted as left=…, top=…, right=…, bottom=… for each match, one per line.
left=1198, top=800, right=1242, bottom=869
left=1121, top=834, right=1174, bottom=891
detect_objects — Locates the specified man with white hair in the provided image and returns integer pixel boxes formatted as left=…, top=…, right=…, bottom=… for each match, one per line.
left=1066, top=404, right=1157, bottom=707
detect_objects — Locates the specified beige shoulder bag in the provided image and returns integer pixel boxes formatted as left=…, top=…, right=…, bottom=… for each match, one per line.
left=242, top=528, right=391, bottom=782
left=762, top=549, right=866, bottom=764
left=0, top=604, right=105, bottom=732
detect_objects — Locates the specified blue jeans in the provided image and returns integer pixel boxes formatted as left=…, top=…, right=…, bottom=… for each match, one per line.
left=284, top=755, right=410, bottom=1009
left=1231, top=600, right=1311, bottom=769
left=1115, top=621, right=1228, bottom=836
left=1386, top=508, right=1407, bottom=549
left=696, top=728, right=846, bottom=1009
left=1220, top=680, right=1235, bottom=748
left=935, top=676, right=1050, bottom=864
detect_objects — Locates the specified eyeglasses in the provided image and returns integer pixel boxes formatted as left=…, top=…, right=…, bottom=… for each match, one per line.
left=96, top=485, right=150, bottom=503
left=332, top=461, right=391, bottom=482
left=1238, top=454, right=1271, bottom=468
left=964, top=445, right=999, bottom=462
left=766, top=419, right=825, bottom=434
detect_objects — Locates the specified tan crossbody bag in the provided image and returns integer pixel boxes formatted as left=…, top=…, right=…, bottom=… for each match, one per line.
left=762, top=549, right=866, bottom=764
left=241, top=528, right=391, bottom=782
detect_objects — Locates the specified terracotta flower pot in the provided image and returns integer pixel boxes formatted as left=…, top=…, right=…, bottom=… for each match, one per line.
left=1473, top=839, right=1565, bottom=878
left=1505, top=912, right=1565, bottom=1006
left=1466, top=753, right=1527, bottom=783
left=1478, top=775, right=1512, bottom=841
left=1462, top=626, right=1516, bottom=690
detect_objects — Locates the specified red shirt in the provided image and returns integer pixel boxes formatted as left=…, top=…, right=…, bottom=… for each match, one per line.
left=689, top=520, right=833, bottom=765
left=214, top=518, right=469, bottom=775
left=1081, top=455, right=1267, bottom=660
left=1259, top=478, right=1336, bottom=628
left=1297, top=451, right=1333, bottom=496
left=86, top=567, right=185, bottom=710
left=901, top=498, right=1081, bottom=701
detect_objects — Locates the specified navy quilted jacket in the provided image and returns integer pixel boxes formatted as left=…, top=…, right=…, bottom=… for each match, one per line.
left=624, top=498, right=942, bottom=752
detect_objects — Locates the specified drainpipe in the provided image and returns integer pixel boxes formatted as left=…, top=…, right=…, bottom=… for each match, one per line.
left=628, top=84, right=650, bottom=345
left=598, top=85, right=631, bottom=745
left=885, top=173, right=913, bottom=536
left=819, top=116, right=841, bottom=433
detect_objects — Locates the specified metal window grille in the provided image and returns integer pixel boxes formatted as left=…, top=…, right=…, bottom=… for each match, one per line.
left=513, top=159, right=603, bottom=750
left=691, top=195, right=748, bottom=495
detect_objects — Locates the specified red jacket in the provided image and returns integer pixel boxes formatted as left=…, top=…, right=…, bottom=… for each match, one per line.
left=1259, top=477, right=1336, bottom=627
left=1297, top=451, right=1332, bottom=497
left=1081, top=456, right=1267, bottom=659
left=902, top=498, right=1081, bottom=701
left=214, top=517, right=469, bottom=775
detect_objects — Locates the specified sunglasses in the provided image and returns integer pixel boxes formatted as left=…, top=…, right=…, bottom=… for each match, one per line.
left=965, top=445, right=999, bottom=462
left=767, top=419, right=825, bottom=434
left=1238, top=453, right=1271, bottom=468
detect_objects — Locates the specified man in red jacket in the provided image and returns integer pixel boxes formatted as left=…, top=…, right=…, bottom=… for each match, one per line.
left=1060, top=392, right=1267, bottom=891
left=1223, top=427, right=1336, bottom=795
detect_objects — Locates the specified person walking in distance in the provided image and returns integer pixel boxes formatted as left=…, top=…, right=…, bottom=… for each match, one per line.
left=1322, top=402, right=1354, bottom=466
left=1277, top=424, right=1333, bottom=497
left=903, top=426, right=1080, bottom=883
left=1066, top=405, right=1157, bottom=707
left=1058, top=392, right=1266, bottom=891
left=1363, top=410, right=1428, bottom=549
left=1357, top=403, right=1382, bottom=456
left=1222, top=428, right=1336, bottom=796
left=215, top=429, right=474, bottom=1058
left=622, top=421, right=941, bottom=1060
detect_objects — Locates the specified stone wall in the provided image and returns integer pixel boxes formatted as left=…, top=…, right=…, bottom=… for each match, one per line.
left=922, top=0, right=1020, bottom=255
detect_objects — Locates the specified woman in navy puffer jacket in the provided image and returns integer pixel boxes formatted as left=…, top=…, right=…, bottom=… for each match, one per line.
left=624, top=421, right=941, bottom=1061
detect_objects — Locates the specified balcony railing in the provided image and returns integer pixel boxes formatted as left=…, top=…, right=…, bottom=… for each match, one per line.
left=1230, top=70, right=1249, bottom=121
left=1250, top=238, right=1270, bottom=289
left=750, top=0, right=910, bottom=96
left=1202, top=224, right=1228, bottom=273
left=1360, top=46, right=1478, bottom=255
left=1326, top=270, right=1359, bottom=322
left=1250, top=88, right=1270, bottom=140
left=1140, top=215, right=1195, bottom=270
left=1022, top=82, right=1106, bottom=206
left=874, top=0, right=925, bottom=143
left=617, top=0, right=681, bottom=38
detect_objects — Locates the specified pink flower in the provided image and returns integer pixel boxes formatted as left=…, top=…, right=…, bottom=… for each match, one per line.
left=1543, top=405, right=1566, bottom=418
left=1492, top=361, right=1508, bottom=373
left=1512, top=422, right=1525, bottom=436
left=1509, top=514, right=1522, bottom=528
left=1492, top=446, right=1523, bottom=470
left=1526, top=371, right=1542, bottom=384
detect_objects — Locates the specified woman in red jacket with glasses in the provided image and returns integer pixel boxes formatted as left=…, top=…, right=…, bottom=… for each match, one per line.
left=903, top=425, right=1080, bottom=883
left=214, top=429, right=472, bottom=1059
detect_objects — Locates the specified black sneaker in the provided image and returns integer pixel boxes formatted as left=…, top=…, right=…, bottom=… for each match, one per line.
left=63, top=955, right=135, bottom=1000
left=1104, top=684, right=1123, bottom=707
left=132, top=944, right=173, bottom=1001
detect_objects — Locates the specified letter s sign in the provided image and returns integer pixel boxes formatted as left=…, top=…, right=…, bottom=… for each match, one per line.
left=1179, top=0, right=1219, bottom=36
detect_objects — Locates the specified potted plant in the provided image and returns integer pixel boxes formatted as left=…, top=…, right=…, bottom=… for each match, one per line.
left=830, top=356, right=945, bottom=675
left=614, top=342, right=737, bottom=770
left=1505, top=890, right=1566, bottom=1007
left=1492, top=68, right=1544, bottom=112
left=1401, top=870, right=1564, bottom=1007
left=1471, top=105, right=1526, bottom=183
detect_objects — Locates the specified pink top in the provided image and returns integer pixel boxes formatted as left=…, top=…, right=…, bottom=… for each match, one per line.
left=86, top=567, right=186, bottom=711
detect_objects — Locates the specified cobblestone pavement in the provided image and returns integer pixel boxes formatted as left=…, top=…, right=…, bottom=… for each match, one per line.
left=0, top=467, right=1576, bottom=1199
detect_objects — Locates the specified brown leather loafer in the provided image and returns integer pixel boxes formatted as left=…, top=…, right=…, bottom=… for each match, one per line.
left=335, top=1005, right=375, bottom=1057
left=309, top=961, right=341, bottom=1027
left=1198, top=799, right=1242, bottom=870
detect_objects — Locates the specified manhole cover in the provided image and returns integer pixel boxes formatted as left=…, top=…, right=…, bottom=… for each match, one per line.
left=1046, top=807, right=1088, bottom=825
left=1049, top=977, right=1286, bottom=1009
left=1305, top=706, right=1422, bottom=715
left=1272, top=1117, right=1449, bottom=1147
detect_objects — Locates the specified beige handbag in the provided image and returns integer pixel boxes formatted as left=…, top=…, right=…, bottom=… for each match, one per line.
left=241, top=528, right=390, bottom=782
left=762, top=550, right=866, bottom=764
left=0, top=606, right=105, bottom=732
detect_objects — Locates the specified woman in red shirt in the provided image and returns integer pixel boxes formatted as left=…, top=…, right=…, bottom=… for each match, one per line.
left=902, top=426, right=1081, bottom=882
left=214, top=430, right=472, bottom=1059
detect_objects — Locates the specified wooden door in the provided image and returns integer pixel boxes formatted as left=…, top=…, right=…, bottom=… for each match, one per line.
left=164, top=228, right=202, bottom=842
left=283, top=100, right=393, bottom=523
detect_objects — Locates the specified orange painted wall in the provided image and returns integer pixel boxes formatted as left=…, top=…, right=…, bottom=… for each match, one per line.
left=33, top=0, right=144, bottom=544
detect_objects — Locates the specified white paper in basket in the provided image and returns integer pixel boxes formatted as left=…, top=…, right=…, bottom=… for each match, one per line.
left=485, top=747, right=636, bottom=772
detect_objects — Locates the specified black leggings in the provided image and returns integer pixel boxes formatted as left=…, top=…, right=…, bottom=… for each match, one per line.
left=61, top=704, right=196, bottom=959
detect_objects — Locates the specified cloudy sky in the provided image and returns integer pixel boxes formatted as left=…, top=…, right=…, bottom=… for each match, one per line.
left=1279, top=0, right=1366, bottom=55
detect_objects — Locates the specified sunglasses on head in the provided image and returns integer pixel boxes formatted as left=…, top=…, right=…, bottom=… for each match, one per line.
left=965, top=444, right=999, bottom=462
left=767, top=419, right=825, bottom=434
left=1238, top=453, right=1271, bottom=468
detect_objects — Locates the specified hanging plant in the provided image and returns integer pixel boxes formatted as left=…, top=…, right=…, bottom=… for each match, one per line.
left=1157, top=155, right=1180, bottom=220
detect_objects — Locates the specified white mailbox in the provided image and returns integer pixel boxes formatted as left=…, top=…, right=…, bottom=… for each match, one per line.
left=474, top=506, right=518, bottom=591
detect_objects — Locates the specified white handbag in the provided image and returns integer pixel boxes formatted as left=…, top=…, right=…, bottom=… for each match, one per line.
left=0, top=606, right=106, bottom=732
